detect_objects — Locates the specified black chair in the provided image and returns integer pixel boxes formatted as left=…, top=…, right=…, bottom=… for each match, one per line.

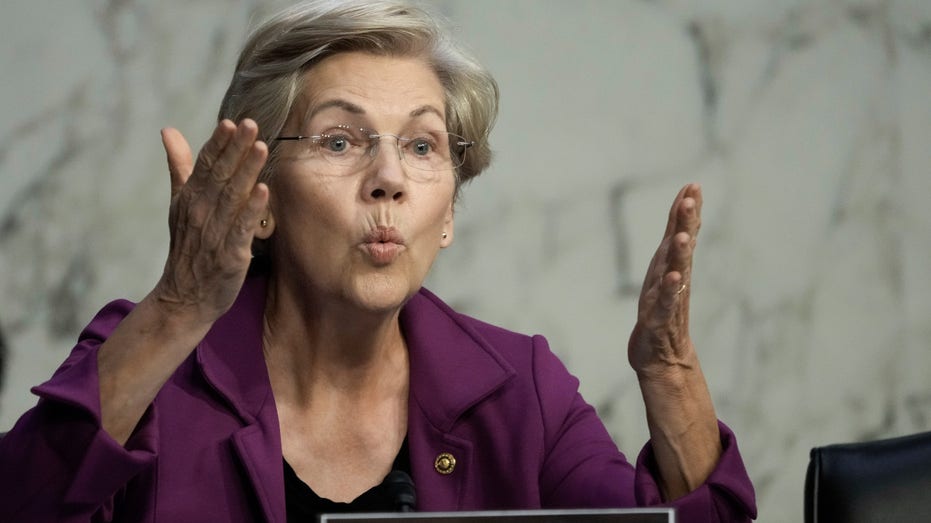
left=805, top=430, right=931, bottom=522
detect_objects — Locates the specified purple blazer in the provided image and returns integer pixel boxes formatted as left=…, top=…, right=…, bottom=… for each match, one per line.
left=0, top=274, right=756, bottom=522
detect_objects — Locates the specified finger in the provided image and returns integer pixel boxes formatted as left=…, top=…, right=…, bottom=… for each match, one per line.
left=216, top=140, right=269, bottom=225
left=227, top=135, right=268, bottom=199
left=666, top=231, right=693, bottom=280
left=692, top=184, right=704, bottom=245
left=675, top=186, right=702, bottom=240
left=208, top=119, right=260, bottom=187
left=188, top=120, right=258, bottom=226
left=653, top=271, right=684, bottom=322
left=675, top=197, right=699, bottom=249
left=691, top=182, right=704, bottom=219
left=161, top=128, right=194, bottom=197
left=639, top=235, right=670, bottom=303
left=225, top=182, right=270, bottom=258
left=663, top=184, right=691, bottom=238
left=189, top=119, right=237, bottom=188
left=641, top=184, right=699, bottom=315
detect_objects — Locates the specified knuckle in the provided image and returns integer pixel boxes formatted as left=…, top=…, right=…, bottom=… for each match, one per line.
left=231, top=213, right=252, bottom=237
left=196, top=148, right=218, bottom=171
left=185, top=204, right=209, bottom=230
left=219, top=182, right=240, bottom=205
left=177, top=187, right=197, bottom=207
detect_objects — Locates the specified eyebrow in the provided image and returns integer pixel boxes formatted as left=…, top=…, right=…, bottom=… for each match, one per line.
left=409, top=105, right=445, bottom=121
left=308, top=99, right=365, bottom=119
left=308, top=99, right=445, bottom=122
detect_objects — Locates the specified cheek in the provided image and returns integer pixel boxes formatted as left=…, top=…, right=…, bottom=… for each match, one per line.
left=271, top=175, right=354, bottom=239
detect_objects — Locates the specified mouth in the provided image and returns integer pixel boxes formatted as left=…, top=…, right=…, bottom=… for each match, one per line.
left=360, top=226, right=405, bottom=265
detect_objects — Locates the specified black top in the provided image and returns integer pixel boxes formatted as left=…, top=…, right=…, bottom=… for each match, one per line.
left=284, top=438, right=412, bottom=522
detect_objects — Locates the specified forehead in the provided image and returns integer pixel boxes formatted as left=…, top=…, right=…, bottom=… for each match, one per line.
left=297, top=52, right=446, bottom=125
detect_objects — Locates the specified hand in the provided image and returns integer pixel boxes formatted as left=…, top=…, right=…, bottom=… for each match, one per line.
left=627, top=183, right=721, bottom=499
left=97, top=120, right=270, bottom=445
left=628, top=183, right=702, bottom=380
left=154, top=119, right=270, bottom=325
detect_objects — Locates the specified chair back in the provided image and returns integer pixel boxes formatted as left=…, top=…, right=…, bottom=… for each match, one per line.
left=805, top=430, right=931, bottom=522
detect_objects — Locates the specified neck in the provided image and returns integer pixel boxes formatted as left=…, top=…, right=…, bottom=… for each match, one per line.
left=261, top=273, right=409, bottom=407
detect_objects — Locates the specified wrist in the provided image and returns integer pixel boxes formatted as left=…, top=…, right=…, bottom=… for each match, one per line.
left=137, top=290, right=216, bottom=343
left=636, top=357, right=717, bottom=431
left=633, top=348, right=701, bottom=388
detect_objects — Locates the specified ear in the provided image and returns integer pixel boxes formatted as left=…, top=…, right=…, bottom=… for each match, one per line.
left=255, top=208, right=275, bottom=239
left=440, top=202, right=454, bottom=248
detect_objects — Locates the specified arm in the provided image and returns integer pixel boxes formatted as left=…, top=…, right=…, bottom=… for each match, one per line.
left=99, top=119, right=268, bottom=445
left=628, top=183, right=722, bottom=500
left=0, top=120, right=269, bottom=522
left=532, top=332, right=756, bottom=521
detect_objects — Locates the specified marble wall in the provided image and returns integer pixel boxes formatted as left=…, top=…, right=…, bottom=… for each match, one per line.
left=2, top=1, right=930, bottom=521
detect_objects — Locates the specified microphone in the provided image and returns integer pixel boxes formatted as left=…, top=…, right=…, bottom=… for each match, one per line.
left=385, top=470, right=416, bottom=512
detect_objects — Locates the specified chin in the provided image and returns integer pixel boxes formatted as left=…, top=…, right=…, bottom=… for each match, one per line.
left=347, top=274, right=419, bottom=314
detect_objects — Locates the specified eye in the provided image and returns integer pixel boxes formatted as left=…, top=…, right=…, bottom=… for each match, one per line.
left=406, top=132, right=443, bottom=158
left=411, top=138, right=432, bottom=156
left=319, top=134, right=350, bottom=153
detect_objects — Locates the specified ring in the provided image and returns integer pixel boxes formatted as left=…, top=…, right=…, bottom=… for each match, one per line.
left=676, top=283, right=687, bottom=296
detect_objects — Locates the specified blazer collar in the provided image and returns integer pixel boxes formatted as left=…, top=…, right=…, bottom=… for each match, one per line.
left=401, top=288, right=516, bottom=433
left=195, top=273, right=284, bottom=522
left=196, top=273, right=272, bottom=425
left=195, top=275, right=516, bottom=433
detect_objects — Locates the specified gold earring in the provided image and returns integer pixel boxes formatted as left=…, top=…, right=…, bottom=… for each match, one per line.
left=442, top=231, right=448, bottom=239
left=260, top=219, right=268, bottom=228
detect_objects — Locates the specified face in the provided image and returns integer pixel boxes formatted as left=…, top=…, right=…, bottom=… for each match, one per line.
left=264, top=52, right=456, bottom=314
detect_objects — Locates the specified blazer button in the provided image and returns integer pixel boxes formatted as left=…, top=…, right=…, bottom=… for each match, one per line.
left=434, top=452, right=456, bottom=474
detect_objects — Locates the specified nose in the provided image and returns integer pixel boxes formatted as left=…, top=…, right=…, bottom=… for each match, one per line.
left=362, top=136, right=407, bottom=202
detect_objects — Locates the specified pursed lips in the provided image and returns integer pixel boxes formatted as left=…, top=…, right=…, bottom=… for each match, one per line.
left=360, top=226, right=405, bottom=265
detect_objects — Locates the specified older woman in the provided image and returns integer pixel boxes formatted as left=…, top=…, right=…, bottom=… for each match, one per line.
left=0, top=1, right=755, bottom=522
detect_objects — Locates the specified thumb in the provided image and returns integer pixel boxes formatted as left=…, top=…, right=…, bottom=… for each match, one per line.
left=161, top=127, right=193, bottom=198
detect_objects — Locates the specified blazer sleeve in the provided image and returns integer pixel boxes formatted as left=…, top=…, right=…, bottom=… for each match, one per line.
left=0, top=299, right=158, bottom=522
left=531, top=334, right=757, bottom=522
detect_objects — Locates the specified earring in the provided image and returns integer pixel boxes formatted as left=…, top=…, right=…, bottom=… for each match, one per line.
left=442, top=231, right=448, bottom=239
left=260, top=219, right=268, bottom=228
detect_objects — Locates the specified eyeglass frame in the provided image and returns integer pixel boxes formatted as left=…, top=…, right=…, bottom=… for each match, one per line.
left=274, top=126, right=475, bottom=173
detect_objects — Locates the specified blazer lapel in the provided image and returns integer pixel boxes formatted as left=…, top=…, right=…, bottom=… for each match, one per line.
left=231, top=423, right=284, bottom=522
left=401, top=288, right=516, bottom=510
left=196, top=274, right=285, bottom=523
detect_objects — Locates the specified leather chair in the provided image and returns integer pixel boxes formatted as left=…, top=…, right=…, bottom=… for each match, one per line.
left=805, top=430, right=931, bottom=522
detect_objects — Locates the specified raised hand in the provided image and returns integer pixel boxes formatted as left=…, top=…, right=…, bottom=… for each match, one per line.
left=154, top=119, right=270, bottom=325
left=97, top=120, right=269, bottom=445
left=626, top=183, right=721, bottom=500
left=628, top=183, right=702, bottom=378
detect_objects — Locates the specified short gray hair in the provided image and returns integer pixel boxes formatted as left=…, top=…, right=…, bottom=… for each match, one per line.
left=218, top=0, right=499, bottom=198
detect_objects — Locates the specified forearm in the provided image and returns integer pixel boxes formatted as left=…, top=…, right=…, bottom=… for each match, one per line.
left=637, top=350, right=722, bottom=501
left=97, top=292, right=213, bottom=445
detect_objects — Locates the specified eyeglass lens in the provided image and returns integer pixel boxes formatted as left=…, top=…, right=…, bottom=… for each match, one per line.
left=304, top=125, right=468, bottom=176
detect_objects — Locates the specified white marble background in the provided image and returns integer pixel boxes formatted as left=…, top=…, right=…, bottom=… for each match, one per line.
left=2, top=1, right=930, bottom=521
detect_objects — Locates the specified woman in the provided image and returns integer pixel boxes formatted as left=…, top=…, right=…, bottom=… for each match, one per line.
left=0, top=1, right=755, bottom=521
